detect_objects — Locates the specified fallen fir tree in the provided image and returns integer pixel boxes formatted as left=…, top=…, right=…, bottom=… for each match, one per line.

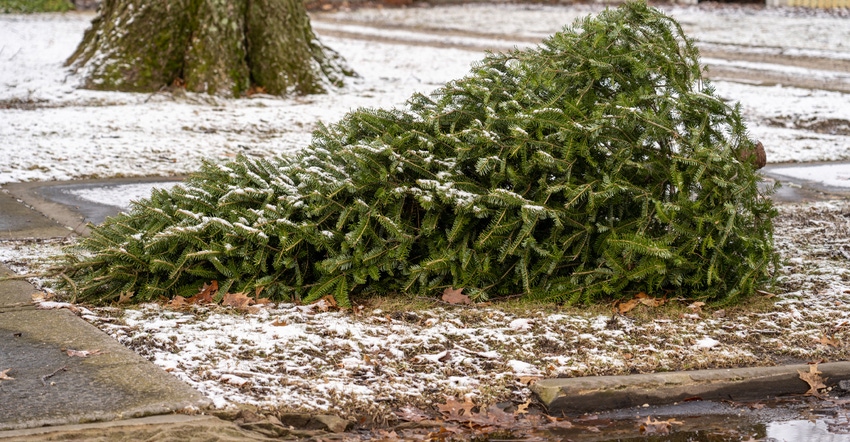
left=56, top=2, right=777, bottom=306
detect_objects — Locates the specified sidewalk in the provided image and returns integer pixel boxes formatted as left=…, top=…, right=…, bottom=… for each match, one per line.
left=0, top=189, right=238, bottom=440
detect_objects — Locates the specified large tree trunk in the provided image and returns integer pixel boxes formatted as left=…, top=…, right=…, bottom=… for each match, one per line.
left=66, top=0, right=354, bottom=97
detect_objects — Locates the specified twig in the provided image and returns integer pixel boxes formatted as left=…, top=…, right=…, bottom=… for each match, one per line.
left=756, top=289, right=776, bottom=298
left=41, top=365, right=67, bottom=386
left=59, top=272, right=78, bottom=304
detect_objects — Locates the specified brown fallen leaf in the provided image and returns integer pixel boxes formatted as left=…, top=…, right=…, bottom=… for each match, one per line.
left=437, top=396, right=476, bottom=421
left=515, top=399, right=531, bottom=415
left=636, top=292, right=666, bottom=308
left=517, top=375, right=542, bottom=386
left=188, top=280, right=218, bottom=304
left=395, top=406, right=431, bottom=423
left=617, top=292, right=665, bottom=314
left=687, top=301, right=705, bottom=313
left=543, top=414, right=573, bottom=429
left=441, top=287, right=471, bottom=305
left=253, top=297, right=273, bottom=306
left=799, top=363, right=827, bottom=396
left=639, top=416, right=683, bottom=435
left=66, top=349, right=103, bottom=358
left=168, top=295, right=189, bottom=309
left=117, top=291, right=134, bottom=304
left=617, top=298, right=640, bottom=315
left=818, top=334, right=841, bottom=347
left=482, top=404, right=515, bottom=426
left=271, top=319, right=288, bottom=327
left=31, top=292, right=53, bottom=303
left=0, top=368, right=13, bottom=381
left=312, top=295, right=338, bottom=312
left=222, top=292, right=253, bottom=310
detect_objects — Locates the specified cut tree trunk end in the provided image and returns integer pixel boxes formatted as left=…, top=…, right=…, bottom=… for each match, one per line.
left=66, top=0, right=355, bottom=97
left=738, top=140, right=767, bottom=169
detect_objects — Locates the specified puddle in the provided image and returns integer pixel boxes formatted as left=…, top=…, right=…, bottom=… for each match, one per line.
left=36, top=180, right=180, bottom=225
left=63, top=182, right=179, bottom=212
left=530, top=398, right=850, bottom=442
left=768, top=164, right=850, bottom=189
left=768, top=419, right=850, bottom=442
left=763, top=162, right=850, bottom=201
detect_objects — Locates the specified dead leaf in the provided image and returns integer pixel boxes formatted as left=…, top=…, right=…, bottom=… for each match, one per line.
left=617, top=293, right=665, bottom=314
left=0, top=368, right=13, bottom=381
left=426, top=426, right=462, bottom=439
left=222, top=292, right=254, bottom=310
left=799, top=363, right=827, bottom=396
left=117, top=291, right=134, bottom=304
left=639, top=416, right=683, bottom=435
left=687, top=301, right=705, bottom=313
left=617, top=298, right=640, bottom=314
left=482, top=404, right=515, bottom=425
left=373, top=429, right=400, bottom=439
left=543, top=415, right=573, bottom=429
left=515, top=399, right=531, bottom=415
left=246, top=86, right=266, bottom=96
left=168, top=295, right=189, bottom=309
left=31, top=292, right=53, bottom=303
left=437, top=397, right=476, bottom=421
left=271, top=319, right=288, bottom=327
left=636, top=292, right=666, bottom=308
left=187, top=280, right=218, bottom=304
left=518, top=375, right=542, bottom=386
left=395, top=406, right=431, bottom=423
left=66, top=349, right=103, bottom=358
left=441, top=287, right=471, bottom=305
left=818, top=334, right=841, bottom=347
left=312, top=295, right=338, bottom=312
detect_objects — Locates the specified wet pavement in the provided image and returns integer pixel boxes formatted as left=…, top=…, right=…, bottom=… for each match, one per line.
left=763, top=162, right=850, bottom=202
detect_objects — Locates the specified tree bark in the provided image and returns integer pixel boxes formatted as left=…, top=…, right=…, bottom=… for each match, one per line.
left=66, top=0, right=354, bottom=97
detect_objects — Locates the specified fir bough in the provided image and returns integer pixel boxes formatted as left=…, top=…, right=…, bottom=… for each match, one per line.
left=57, top=2, right=777, bottom=306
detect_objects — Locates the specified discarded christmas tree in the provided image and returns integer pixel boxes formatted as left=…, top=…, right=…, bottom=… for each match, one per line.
left=66, top=0, right=354, bottom=96
left=57, top=2, right=777, bottom=306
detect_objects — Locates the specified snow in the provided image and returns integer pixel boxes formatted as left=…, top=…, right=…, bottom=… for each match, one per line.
left=693, top=337, right=721, bottom=350
left=2, top=2, right=850, bottom=423
left=2, top=7, right=850, bottom=185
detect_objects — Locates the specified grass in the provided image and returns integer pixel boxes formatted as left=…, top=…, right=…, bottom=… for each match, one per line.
left=0, top=0, right=73, bottom=13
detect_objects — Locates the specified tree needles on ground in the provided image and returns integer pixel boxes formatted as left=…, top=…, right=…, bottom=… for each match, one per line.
left=56, top=2, right=777, bottom=306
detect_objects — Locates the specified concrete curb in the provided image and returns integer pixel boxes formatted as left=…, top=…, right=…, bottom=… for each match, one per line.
left=532, top=361, right=850, bottom=415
